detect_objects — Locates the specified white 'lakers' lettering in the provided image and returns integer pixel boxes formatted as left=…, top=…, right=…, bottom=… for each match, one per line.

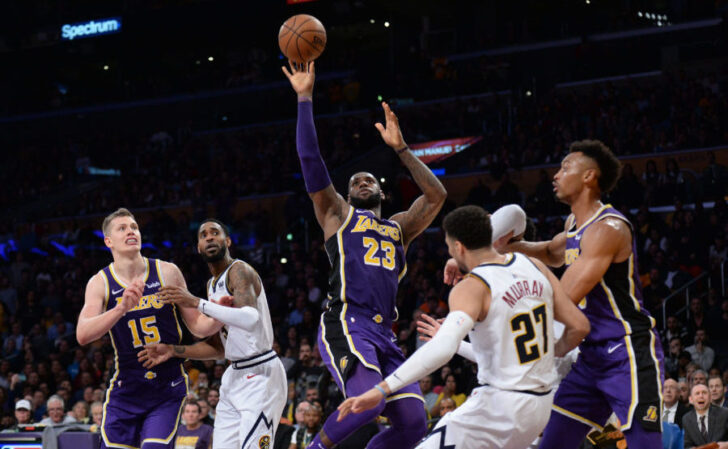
left=502, top=280, right=544, bottom=308
left=115, top=294, right=164, bottom=312
left=350, top=215, right=401, bottom=241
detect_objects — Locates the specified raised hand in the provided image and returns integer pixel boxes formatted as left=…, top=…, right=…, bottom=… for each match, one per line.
left=443, top=258, right=464, bottom=286
left=157, top=285, right=200, bottom=308
left=281, top=60, right=315, bottom=98
left=374, top=102, right=406, bottom=151
left=117, top=280, right=144, bottom=315
left=417, top=313, right=444, bottom=342
left=138, top=343, right=173, bottom=369
left=337, top=387, right=386, bottom=421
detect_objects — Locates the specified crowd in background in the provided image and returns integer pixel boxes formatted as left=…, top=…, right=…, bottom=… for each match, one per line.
left=2, top=69, right=727, bottom=227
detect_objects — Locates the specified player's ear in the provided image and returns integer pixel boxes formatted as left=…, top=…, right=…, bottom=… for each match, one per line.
left=225, top=236, right=232, bottom=248
left=103, top=236, right=112, bottom=249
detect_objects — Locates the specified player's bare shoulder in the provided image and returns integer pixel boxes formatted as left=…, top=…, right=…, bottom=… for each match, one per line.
left=582, top=217, right=632, bottom=260
left=157, top=260, right=185, bottom=286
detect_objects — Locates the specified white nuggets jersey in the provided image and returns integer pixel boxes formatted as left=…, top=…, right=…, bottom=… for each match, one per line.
left=206, top=260, right=274, bottom=360
left=468, top=253, right=557, bottom=392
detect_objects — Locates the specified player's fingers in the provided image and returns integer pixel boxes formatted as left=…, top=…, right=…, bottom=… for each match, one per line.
left=288, top=59, right=297, bottom=73
left=308, top=60, right=315, bottom=74
left=374, top=123, right=385, bottom=135
left=281, top=66, right=292, bottom=78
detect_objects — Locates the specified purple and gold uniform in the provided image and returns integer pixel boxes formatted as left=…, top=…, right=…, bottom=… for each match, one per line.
left=541, top=204, right=664, bottom=448
left=98, top=258, right=188, bottom=449
left=318, top=207, right=423, bottom=402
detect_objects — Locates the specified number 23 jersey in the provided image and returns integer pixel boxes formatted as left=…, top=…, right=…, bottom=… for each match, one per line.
left=468, top=253, right=557, bottom=392
left=324, top=207, right=406, bottom=321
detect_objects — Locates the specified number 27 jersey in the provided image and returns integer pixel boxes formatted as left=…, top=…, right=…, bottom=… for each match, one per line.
left=468, top=253, right=557, bottom=392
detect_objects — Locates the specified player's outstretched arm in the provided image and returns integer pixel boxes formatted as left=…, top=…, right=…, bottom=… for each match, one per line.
left=138, top=334, right=225, bottom=368
left=504, top=231, right=567, bottom=268
left=559, top=218, right=631, bottom=304
left=337, top=278, right=484, bottom=420
left=282, top=60, right=348, bottom=238
left=77, top=274, right=143, bottom=346
left=383, top=103, right=447, bottom=247
left=531, top=258, right=590, bottom=357
left=159, top=262, right=224, bottom=338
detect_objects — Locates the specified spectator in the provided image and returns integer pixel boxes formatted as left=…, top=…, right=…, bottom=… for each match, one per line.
left=174, top=401, right=213, bottom=449
left=662, top=379, right=689, bottom=429
left=418, top=375, right=439, bottom=417
left=90, top=401, right=103, bottom=427
left=288, top=403, right=322, bottom=449
left=430, top=374, right=466, bottom=417
left=14, top=399, right=32, bottom=426
left=709, top=376, right=728, bottom=408
left=70, top=400, right=89, bottom=424
left=682, top=384, right=728, bottom=447
left=686, top=329, right=715, bottom=372
left=39, top=395, right=76, bottom=425
left=196, top=399, right=214, bottom=428
left=206, top=388, right=219, bottom=422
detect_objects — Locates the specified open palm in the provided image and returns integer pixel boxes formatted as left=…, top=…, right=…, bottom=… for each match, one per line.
left=282, top=60, right=315, bottom=97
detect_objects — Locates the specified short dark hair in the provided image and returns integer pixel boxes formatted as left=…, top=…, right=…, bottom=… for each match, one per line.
left=569, top=140, right=621, bottom=193
left=185, top=401, right=201, bottom=413
left=199, top=218, right=230, bottom=237
left=442, top=206, right=492, bottom=250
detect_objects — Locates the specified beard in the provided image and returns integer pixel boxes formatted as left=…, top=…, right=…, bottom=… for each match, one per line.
left=350, top=193, right=382, bottom=210
left=200, top=245, right=227, bottom=263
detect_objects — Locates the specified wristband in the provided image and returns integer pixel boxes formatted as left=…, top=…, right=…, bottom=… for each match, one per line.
left=298, top=96, right=312, bottom=102
left=396, top=146, right=410, bottom=154
left=374, top=384, right=387, bottom=397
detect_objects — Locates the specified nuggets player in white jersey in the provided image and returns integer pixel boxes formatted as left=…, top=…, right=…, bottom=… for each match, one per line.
left=139, top=219, right=287, bottom=449
left=337, top=206, right=589, bottom=449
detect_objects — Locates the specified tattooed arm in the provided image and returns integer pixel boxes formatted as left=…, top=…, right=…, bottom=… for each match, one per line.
left=374, top=103, right=447, bottom=248
left=226, top=261, right=262, bottom=309
left=138, top=334, right=225, bottom=368
left=195, top=261, right=262, bottom=331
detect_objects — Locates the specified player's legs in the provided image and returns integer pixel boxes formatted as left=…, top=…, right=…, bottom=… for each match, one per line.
left=599, top=333, right=663, bottom=449
left=215, top=361, right=287, bottom=449
left=212, top=396, right=240, bottom=449
left=366, top=329, right=427, bottom=449
left=309, top=363, right=386, bottom=449
left=368, top=395, right=427, bottom=449
left=100, top=398, right=143, bottom=449
left=139, top=387, right=186, bottom=449
left=539, top=356, right=612, bottom=449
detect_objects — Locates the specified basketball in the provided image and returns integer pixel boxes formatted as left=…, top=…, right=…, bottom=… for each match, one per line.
left=278, top=14, right=327, bottom=63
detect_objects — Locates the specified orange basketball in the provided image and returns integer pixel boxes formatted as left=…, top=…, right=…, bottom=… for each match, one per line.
left=278, top=14, right=327, bottom=63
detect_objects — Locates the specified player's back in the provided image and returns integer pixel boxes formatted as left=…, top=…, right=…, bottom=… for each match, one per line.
left=469, top=253, right=556, bottom=392
left=99, top=258, right=185, bottom=384
left=324, top=207, right=406, bottom=320
left=207, top=260, right=275, bottom=362
left=564, top=204, right=656, bottom=343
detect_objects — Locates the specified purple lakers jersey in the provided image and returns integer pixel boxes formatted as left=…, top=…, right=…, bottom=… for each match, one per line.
left=325, top=207, right=406, bottom=321
left=564, top=204, right=656, bottom=343
left=99, top=258, right=185, bottom=382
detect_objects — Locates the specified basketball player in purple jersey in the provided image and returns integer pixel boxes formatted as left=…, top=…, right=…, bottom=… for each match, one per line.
left=503, top=140, right=664, bottom=448
left=282, top=61, right=447, bottom=449
left=77, top=208, right=224, bottom=449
